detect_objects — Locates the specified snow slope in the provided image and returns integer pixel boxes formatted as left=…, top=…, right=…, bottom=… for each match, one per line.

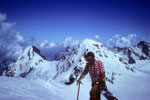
left=0, top=59, right=150, bottom=100
left=107, top=65, right=150, bottom=100
left=0, top=76, right=107, bottom=100
left=0, top=76, right=61, bottom=100
left=1, top=39, right=150, bottom=100
left=134, top=60, right=150, bottom=74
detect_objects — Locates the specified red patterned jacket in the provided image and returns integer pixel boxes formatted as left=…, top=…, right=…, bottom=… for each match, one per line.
left=82, top=59, right=105, bottom=82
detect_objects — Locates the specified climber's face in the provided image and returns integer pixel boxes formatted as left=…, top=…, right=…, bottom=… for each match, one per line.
left=86, top=56, right=94, bottom=65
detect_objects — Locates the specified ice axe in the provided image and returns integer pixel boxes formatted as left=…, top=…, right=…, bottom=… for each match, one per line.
left=76, top=82, right=83, bottom=100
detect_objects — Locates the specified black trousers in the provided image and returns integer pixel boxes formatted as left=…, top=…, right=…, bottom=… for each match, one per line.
left=90, top=81, right=106, bottom=100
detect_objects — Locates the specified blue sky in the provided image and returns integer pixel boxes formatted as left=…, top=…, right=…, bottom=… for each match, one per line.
left=0, top=0, right=150, bottom=45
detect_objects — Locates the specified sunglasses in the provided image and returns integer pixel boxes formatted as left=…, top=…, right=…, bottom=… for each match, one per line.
left=86, top=58, right=94, bottom=62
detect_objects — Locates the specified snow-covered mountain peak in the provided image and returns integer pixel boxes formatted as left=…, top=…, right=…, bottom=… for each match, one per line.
left=79, top=39, right=103, bottom=49
left=21, top=45, right=46, bottom=60
left=137, top=41, right=149, bottom=48
left=79, top=39, right=115, bottom=60
left=2, top=45, right=48, bottom=77
left=54, top=39, right=135, bottom=85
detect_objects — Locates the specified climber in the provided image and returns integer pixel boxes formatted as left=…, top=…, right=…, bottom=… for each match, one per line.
left=77, top=52, right=105, bottom=100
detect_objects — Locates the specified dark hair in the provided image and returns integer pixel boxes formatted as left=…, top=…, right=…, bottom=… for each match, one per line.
left=85, top=52, right=95, bottom=59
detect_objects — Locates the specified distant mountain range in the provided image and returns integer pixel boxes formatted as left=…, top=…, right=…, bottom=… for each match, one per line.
left=111, top=41, right=150, bottom=64
left=1, top=39, right=150, bottom=100
left=2, top=39, right=136, bottom=84
left=2, top=40, right=150, bottom=81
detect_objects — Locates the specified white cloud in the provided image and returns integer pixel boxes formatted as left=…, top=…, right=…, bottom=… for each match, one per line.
left=109, top=38, right=113, bottom=41
left=40, top=40, right=48, bottom=48
left=94, top=35, right=99, bottom=39
left=120, top=37, right=131, bottom=46
left=63, top=37, right=80, bottom=47
left=63, top=37, right=69, bottom=46
left=40, top=37, right=80, bottom=49
left=40, top=41, right=56, bottom=48
left=40, top=36, right=80, bottom=51
left=0, top=12, right=27, bottom=67
left=114, top=34, right=120, bottom=38
left=38, top=36, right=81, bottom=60
left=63, top=37, right=72, bottom=47
left=128, top=34, right=136, bottom=40
left=0, top=13, right=6, bottom=22
left=65, top=37, right=72, bottom=42
left=40, top=43, right=45, bottom=48
left=16, top=32, right=24, bottom=42
left=107, top=34, right=137, bottom=47
left=49, top=42, right=56, bottom=48
left=74, top=40, right=80, bottom=46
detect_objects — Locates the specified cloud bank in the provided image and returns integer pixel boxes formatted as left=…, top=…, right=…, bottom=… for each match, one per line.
left=39, top=37, right=80, bottom=60
left=0, top=12, right=27, bottom=73
left=106, top=34, right=137, bottom=47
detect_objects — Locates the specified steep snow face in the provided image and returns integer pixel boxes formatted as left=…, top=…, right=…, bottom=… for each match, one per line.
left=111, top=41, right=150, bottom=64
left=54, top=39, right=135, bottom=85
left=2, top=46, right=58, bottom=79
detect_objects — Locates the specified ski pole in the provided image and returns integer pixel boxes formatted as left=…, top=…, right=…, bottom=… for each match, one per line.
left=77, top=82, right=80, bottom=100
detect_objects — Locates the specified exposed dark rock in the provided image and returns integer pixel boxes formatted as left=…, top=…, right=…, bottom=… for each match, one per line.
left=6, top=71, right=15, bottom=77
left=3, top=65, right=16, bottom=77
left=20, top=67, right=34, bottom=78
left=32, top=46, right=46, bottom=60
left=138, top=41, right=150, bottom=57
left=64, top=66, right=83, bottom=85
left=105, top=72, right=116, bottom=84
left=102, top=87, right=118, bottom=100
left=54, top=46, right=75, bottom=61
left=93, top=44, right=100, bottom=49
left=64, top=75, right=75, bottom=85
left=128, top=50, right=136, bottom=64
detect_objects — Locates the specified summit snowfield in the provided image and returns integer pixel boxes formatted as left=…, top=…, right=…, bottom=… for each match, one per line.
left=1, top=39, right=150, bottom=100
